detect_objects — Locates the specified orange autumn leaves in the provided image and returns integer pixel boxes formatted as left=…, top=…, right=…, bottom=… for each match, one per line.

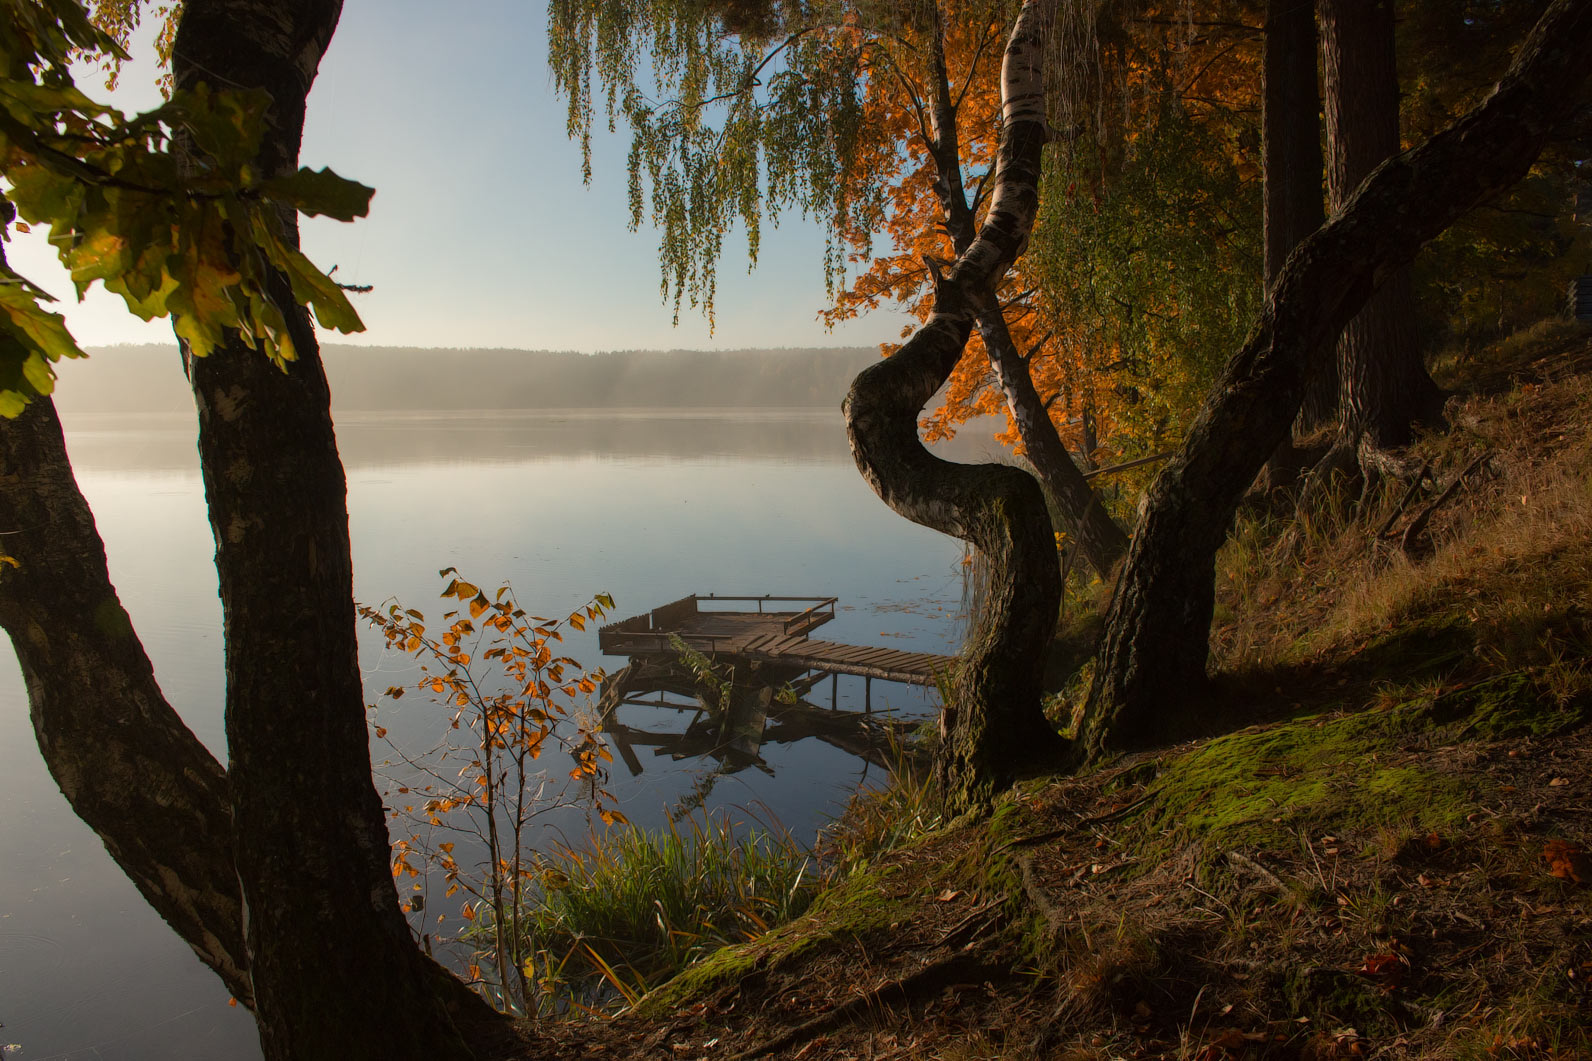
left=359, top=571, right=625, bottom=941
left=823, top=1, right=1264, bottom=468
left=1542, top=837, right=1590, bottom=885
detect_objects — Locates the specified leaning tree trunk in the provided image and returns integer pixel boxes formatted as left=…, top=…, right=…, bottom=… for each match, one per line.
left=0, top=205, right=251, bottom=1003
left=172, top=1, right=488, bottom=1056
left=1082, top=0, right=1592, bottom=757
left=1263, top=0, right=1330, bottom=432
left=847, top=0, right=1068, bottom=814
left=921, top=4, right=1129, bottom=581
left=1320, top=0, right=1444, bottom=450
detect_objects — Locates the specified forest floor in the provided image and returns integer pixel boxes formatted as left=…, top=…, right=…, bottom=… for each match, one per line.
left=489, top=320, right=1592, bottom=1060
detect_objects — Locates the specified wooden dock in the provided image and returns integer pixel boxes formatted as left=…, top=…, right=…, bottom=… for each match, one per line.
left=597, top=594, right=956, bottom=686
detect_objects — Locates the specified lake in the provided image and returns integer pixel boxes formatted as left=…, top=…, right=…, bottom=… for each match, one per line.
left=0, top=406, right=989, bottom=1059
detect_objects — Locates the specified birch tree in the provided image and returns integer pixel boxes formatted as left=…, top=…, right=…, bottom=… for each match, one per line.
left=549, top=0, right=1132, bottom=579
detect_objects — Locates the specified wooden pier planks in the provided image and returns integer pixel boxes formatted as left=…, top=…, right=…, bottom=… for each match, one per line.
left=740, top=638, right=954, bottom=685
left=599, top=595, right=956, bottom=685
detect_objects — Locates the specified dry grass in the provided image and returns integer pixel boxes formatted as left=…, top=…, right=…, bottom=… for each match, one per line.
left=1212, top=326, right=1592, bottom=706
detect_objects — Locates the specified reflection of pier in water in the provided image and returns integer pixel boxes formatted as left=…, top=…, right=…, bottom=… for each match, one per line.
left=596, top=595, right=957, bottom=777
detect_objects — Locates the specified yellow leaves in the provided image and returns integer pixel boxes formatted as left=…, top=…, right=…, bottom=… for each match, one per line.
left=460, top=902, right=476, bottom=922
left=469, top=594, right=489, bottom=619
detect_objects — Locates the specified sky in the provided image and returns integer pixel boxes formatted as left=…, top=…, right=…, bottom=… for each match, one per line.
left=6, top=0, right=911, bottom=353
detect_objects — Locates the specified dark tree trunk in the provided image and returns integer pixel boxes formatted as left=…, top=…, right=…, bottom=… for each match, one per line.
left=0, top=394, right=252, bottom=1007
left=923, top=3, right=1128, bottom=581
left=1263, top=0, right=1332, bottom=432
left=1082, top=0, right=1592, bottom=757
left=847, top=0, right=1068, bottom=813
left=977, top=309, right=1130, bottom=578
left=172, top=1, right=489, bottom=1055
left=1320, top=0, right=1444, bottom=448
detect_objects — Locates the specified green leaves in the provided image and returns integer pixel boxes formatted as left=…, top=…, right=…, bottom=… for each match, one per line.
left=547, top=1, right=882, bottom=327
left=261, top=167, right=375, bottom=223
left=0, top=9, right=373, bottom=413
left=0, top=267, right=83, bottom=416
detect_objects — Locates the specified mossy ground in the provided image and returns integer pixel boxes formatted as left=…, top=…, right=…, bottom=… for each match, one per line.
left=496, top=325, right=1592, bottom=1058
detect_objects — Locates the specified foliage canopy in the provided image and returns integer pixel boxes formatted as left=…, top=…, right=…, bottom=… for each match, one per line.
left=0, top=0, right=371, bottom=416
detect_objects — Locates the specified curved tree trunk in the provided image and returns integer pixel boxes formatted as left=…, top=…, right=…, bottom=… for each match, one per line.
left=172, top=1, right=490, bottom=1055
left=846, top=0, right=1068, bottom=814
left=1320, top=0, right=1444, bottom=449
left=922, top=3, right=1129, bottom=581
left=1082, top=0, right=1592, bottom=757
left=0, top=383, right=252, bottom=1006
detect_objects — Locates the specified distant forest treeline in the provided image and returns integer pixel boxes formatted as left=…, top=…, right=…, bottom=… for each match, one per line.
left=59, top=344, right=880, bottom=413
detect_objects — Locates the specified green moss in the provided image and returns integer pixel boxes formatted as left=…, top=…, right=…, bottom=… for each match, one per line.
left=1282, top=967, right=1407, bottom=1037
left=1127, top=706, right=1477, bottom=861
left=1410, top=671, right=1588, bottom=738
left=633, top=866, right=908, bottom=1017
left=1354, top=613, right=1474, bottom=677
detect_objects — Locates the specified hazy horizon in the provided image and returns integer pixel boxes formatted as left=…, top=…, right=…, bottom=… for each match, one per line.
left=54, top=343, right=886, bottom=417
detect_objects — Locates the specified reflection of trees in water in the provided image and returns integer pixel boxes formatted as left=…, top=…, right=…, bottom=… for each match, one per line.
left=597, top=657, right=919, bottom=820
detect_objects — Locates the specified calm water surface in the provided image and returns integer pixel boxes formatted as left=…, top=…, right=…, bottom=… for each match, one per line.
left=0, top=407, right=983, bottom=1059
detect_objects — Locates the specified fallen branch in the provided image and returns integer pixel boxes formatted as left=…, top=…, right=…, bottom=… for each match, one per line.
left=990, top=793, right=1151, bottom=854
left=1080, top=451, right=1174, bottom=481
left=1226, top=850, right=1285, bottom=892
left=1373, top=460, right=1432, bottom=540
left=1399, top=453, right=1491, bottom=554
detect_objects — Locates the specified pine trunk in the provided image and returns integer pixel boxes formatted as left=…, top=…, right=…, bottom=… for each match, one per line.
left=1320, top=0, right=1444, bottom=448
left=1083, top=0, right=1592, bottom=756
left=1263, top=0, right=1332, bottom=432
left=0, top=394, right=251, bottom=1007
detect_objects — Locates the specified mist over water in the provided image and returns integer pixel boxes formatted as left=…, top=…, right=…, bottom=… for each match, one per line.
left=1, top=366, right=1004, bottom=1059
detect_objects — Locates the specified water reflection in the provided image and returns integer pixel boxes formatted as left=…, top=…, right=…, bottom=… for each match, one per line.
left=599, top=657, right=919, bottom=780
left=2, top=408, right=969, bottom=1061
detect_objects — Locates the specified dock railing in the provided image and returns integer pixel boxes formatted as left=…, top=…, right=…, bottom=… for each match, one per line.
left=597, top=594, right=837, bottom=656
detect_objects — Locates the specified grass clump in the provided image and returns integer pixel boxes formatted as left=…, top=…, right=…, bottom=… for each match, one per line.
left=509, top=812, right=815, bottom=1014
left=818, top=735, right=942, bottom=873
